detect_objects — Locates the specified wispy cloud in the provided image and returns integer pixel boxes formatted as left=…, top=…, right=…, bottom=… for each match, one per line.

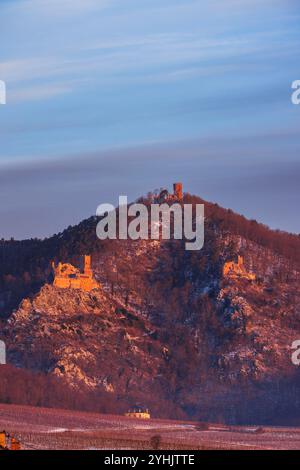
left=9, top=83, right=73, bottom=104
left=1, top=28, right=295, bottom=94
left=6, top=0, right=112, bottom=15
left=1, top=133, right=300, bottom=239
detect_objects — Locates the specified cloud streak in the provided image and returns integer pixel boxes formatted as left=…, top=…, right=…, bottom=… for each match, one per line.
left=1, top=134, right=300, bottom=239
left=1, top=28, right=296, bottom=104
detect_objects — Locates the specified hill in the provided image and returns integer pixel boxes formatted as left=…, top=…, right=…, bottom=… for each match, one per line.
left=1, top=191, right=300, bottom=424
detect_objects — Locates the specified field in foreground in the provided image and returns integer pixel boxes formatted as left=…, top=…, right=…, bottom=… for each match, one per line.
left=0, top=404, right=300, bottom=450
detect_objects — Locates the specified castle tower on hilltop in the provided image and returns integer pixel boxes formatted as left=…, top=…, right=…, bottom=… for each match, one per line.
left=52, top=255, right=99, bottom=292
left=173, top=182, right=183, bottom=201
left=83, top=255, right=92, bottom=276
left=157, top=182, right=183, bottom=203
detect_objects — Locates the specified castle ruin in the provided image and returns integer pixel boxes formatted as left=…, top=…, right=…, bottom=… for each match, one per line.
left=223, top=255, right=256, bottom=281
left=52, top=255, right=99, bottom=292
left=157, top=182, right=183, bottom=203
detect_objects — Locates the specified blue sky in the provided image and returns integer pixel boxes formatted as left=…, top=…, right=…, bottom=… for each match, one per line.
left=0, top=0, right=299, bottom=239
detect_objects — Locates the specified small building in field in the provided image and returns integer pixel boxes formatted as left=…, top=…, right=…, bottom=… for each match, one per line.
left=0, top=431, right=6, bottom=449
left=0, top=431, right=21, bottom=451
left=125, top=408, right=151, bottom=420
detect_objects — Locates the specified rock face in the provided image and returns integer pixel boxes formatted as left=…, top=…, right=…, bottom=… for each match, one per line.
left=5, top=284, right=167, bottom=405
left=1, top=193, right=300, bottom=424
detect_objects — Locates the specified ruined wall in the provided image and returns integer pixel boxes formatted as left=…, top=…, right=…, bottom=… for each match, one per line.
left=223, top=256, right=256, bottom=281
left=52, top=256, right=99, bottom=292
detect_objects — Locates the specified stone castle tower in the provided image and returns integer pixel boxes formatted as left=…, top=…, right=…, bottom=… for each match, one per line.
left=83, top=255, right=92, bottom=276
left=173, top=182, right=183, bottom=201
left=52, top=255, right=99, bottom=292
left=157, top=182, right=183, bottom=203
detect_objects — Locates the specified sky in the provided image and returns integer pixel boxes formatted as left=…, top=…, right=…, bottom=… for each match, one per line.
left=0, top=0, right=299, bottom=239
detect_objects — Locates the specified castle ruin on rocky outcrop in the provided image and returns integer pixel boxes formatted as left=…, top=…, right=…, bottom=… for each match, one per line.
left=52, top=255, right=99, bottom=292
left=223, top=255, right=256, bottom=281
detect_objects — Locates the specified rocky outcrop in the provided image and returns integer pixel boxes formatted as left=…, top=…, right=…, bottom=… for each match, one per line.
left=4, top=284, right=171, bottom=417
